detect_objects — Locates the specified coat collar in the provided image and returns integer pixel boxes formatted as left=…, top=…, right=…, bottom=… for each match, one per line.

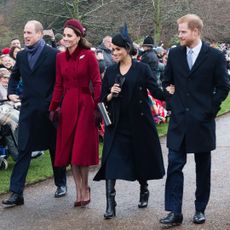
left=189, top=42, right=209, bottom=74
left=65, top=46, right=84, bottom=60
left=22, top=45, right=49, bottom=74
left=180, top=42, right=209, bottom=75
left=30, top=45, right=48, bottom=73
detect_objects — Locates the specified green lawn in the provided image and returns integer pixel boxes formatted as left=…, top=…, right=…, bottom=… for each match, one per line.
left=1, top=94, right=230, bottom=194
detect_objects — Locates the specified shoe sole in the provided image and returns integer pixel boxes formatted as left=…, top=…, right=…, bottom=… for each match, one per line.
left=54, top=193, right=66, bottom=198
left=193, top=220, right=205, bottom=224
left=2, top=202, right=24, bottom=208
left=160, top=221, right=182, bottom=226
left=138, top=204, right=148, bottom=208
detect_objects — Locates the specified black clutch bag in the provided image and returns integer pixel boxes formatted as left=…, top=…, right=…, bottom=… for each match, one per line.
left=97, top=102, right=112, bottom=126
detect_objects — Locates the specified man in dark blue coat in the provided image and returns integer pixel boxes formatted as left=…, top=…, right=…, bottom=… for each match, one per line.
left=2, top=20, right=66, bottom=208
left=160, top=14, right=229, bottom=226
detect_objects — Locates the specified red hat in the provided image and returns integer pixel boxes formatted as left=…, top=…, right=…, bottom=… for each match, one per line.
left=1, top=47, right=10, bottom=55
left=64, top=19, right=85, bottom=36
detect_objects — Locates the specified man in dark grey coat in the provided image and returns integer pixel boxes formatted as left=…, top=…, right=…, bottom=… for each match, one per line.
left=141, top=36, right=159, bottom=77
left=97, top=36, right=115, bottom=70
left=2, top=20, right=66, bottom=208
left=160, top=14, right=229, bottom=226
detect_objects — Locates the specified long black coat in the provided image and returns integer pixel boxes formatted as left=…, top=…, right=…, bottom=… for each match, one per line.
left=163, top=42, right=229, bottom=153
left=94, top=60, right=165, bottom=181
left=8, top=45, right=57, bottom=152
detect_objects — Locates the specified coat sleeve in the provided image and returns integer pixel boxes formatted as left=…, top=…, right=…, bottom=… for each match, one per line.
left=144, top=64, right=165, bottom=101
left=87, top=51, right=102, bottom=107
left=49, top=53, right=63, bottom=111
left=212, top=51, right=230, bottom=115
left=161, top=49, right=175, bottom=106
left=8, top=54, right=21, bottom=96
left=100, top=67, right=114, bottom=105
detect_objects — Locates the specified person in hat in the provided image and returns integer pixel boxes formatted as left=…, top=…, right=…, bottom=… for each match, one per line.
left=54, top=33, right=65, bottom=52
left=1, top=47, right=11, bottom=55
left=141, top=36, right=159, bottom=77
left=94, top=27, right=165, bottom=219
left=49, top=18, right=101, bottom=207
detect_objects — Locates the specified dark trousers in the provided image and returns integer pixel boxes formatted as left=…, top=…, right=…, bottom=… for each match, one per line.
left=10, top=147, right=66, bottom=194
left=165, top=147, right=211, bottom=214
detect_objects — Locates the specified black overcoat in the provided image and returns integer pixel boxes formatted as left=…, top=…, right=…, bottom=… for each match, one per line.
left=163, top=42, right=229, bottom=153
left=94, top=60, right=165, bottom=181
left=8, top=45, right=57, bottom=152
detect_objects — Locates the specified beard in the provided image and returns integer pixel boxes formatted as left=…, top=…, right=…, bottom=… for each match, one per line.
left=180, top=38, right=194, bottom=47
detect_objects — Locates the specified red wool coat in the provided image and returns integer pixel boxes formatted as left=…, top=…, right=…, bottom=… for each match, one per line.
left=49, top=47, right=102, bottom=167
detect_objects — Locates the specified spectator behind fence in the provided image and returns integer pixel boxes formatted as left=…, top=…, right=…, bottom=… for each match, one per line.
left=160, top=14, right=230, bottom=227
left=10, top=38, right=21, bottom=49
left=97, top=36, right=115, bottom=70
left=2, top=20, right=67, bottom=208
left=141, top=36, right=159, bottom=78
left=49, top=18, right=101, bottom=208
left=0, top=68, right=19, bottom=161
left=9, top=46, right=21, bottom=61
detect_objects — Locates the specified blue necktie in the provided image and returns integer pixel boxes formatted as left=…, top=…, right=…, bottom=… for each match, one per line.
left=187, top=49, right=193, bottom=70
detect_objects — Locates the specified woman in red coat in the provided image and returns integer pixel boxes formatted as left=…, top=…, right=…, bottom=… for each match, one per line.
left=49, top=19, right=101, bottom=207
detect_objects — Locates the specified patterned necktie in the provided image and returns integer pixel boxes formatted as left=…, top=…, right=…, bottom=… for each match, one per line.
left=187, top=49, right=193, bottom=70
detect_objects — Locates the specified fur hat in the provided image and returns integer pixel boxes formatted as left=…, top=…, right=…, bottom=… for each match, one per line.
left=64, top=19, right=85, bottom=37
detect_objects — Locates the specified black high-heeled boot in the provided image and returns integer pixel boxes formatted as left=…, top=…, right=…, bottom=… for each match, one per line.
left=104, top=179, right=116, bottom=219
left=138, top=180, right=149, bottom=208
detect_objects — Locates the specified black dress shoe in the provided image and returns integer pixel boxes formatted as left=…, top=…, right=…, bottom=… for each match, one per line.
left=193, top=211, right=206, bottom=224
left=54, top=186, right=67, bottom=198
left=2, top=193, right=24, bottom=208
left=160, top=212, right=183, bottom=226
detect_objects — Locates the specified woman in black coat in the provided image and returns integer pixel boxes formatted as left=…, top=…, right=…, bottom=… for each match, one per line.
left=94, top=31, right=165, bottom=219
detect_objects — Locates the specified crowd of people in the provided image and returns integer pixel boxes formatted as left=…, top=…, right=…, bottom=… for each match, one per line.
left=0, top=13, right=230, bottom=228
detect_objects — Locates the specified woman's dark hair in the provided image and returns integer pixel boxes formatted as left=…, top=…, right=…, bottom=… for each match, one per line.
left=9, top=46, right=21, bottom=60
left=66, top=25, right=92, bottom=49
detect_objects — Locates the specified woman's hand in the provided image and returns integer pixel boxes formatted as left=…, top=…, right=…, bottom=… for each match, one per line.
left=107, top=83, right=121, bottom=101
left=94, top=108, right=102, bottom=127
left=49, top=111, right=55, bottom=122
left=111, top=83, right=121, bottom=95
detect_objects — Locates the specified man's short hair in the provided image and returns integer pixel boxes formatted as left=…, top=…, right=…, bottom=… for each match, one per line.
left=177, top=14, right=203, bottom=33
left=103, top=36, right=112, bottom=43
left=26, top=20, right=43, bottom=33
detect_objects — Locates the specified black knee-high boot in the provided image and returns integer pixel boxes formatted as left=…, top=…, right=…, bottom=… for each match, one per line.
left=138, top=180, right=149, bottom=208
left=104, top=179, right=116, bottom=219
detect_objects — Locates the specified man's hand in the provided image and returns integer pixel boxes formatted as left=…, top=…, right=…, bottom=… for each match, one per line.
left=166, top=84, right=175, bottom=95
left=8, top=94, right=20, bottom=102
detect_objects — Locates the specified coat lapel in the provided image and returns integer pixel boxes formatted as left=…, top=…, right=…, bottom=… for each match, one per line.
left=189, top=42, right=209, bottom=76
left=179, top=46, right=190, bottom=73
